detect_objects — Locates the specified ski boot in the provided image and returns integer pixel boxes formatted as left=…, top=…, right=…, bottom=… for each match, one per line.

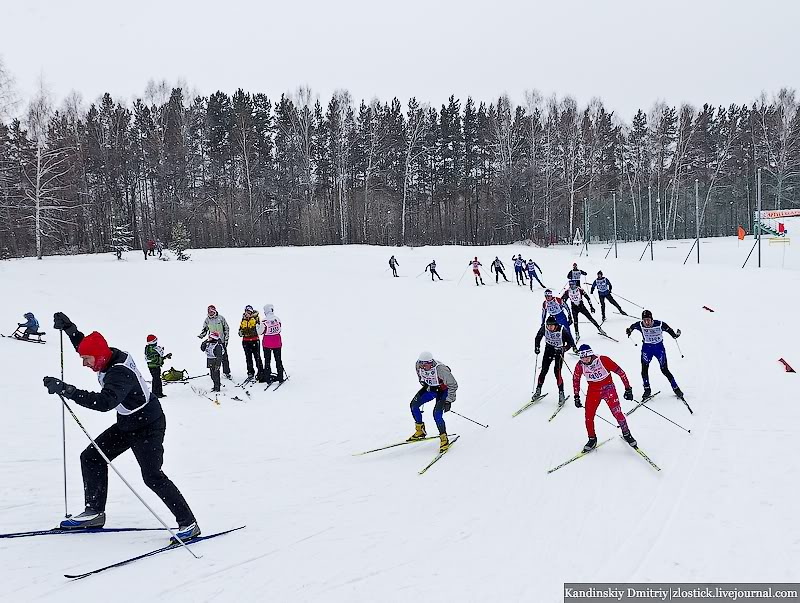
left=224, top=373, right=232, bottom=380
left=622, top=431, right=638, bottom=448
left=407, top=422, right=427, bottom=442
left=673, top=386, right=684, bottom=398
left=60, top=509, right=106, bottom=530
left=582, top=437, right=598, bottom=453
left=438, top=433, right=450, bottom=453
left=558, top=390, right=566, bottom=406
left=642, top=386, right=652, bottom=400
left=533, top=385, right=543, bottom=400
left=171, top=521, right=201, bottom=544
left=574, top=329, right=581, bottom=341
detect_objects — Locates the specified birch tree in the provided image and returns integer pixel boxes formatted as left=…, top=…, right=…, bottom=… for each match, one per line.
left=401, top=98, right=427, bottom=245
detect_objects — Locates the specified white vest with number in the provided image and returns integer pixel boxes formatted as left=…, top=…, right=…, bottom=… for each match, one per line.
left=545, top=298, right=562, bottom=315
left=641, top=322, right=664, bottom=344
left=98, top=352, right=152, bottom=416
left=595, top=278, right=610, bottom=293
left=566, top=288, right=582, bottom=305
left=583, top=357, right=610, bottom=383
left=418, top=364, right=440, bottom=387
left=544, top=327, right=564, bottom=349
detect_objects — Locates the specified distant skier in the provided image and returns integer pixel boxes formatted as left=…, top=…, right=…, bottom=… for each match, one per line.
left=425, top=260, right=443, bottom=281
left=238, top=305, right=263, bottom=379
left=541, top=288, right=573, bottom=337
left=156, top=239, right=164, bottom=258
left=198, top=305, right=231, bottom=379
left=257, top=304, right=285, bottom=384
left=562, top=282, right=605, bottom=340
left=200, top=331, right=225, bottom=392
left=513, top=255, right=527, bottom=285
left=625, top=310, right=683, bottom=399
left=567, top=262, right=587, bottom=286
left=407, top=351, right=458, bottom=453
left=145, top=334, right=171, bottom=398
left=490, top=256, right=509, bottom=283
left=389, top=255, right=400, bottom=277
left=526, top=258, right=545, bottom=289
left=469, top=257, right=485, bottom=286
left=572, top=344, right=636, bottom=452
left=147, top=239, right=156, bottom=257
left=534, top=315, right=577, bottom=405
left=16, top=312, right=40, bottom=340
left=590, top=270, right=628, bottom=322
left=42, top=312, right=199, bottom=541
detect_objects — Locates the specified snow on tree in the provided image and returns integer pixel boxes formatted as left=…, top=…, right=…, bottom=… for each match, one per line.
left=110, top=218, right=133, bottom=260
left=170, top=222, right=191, bottom=261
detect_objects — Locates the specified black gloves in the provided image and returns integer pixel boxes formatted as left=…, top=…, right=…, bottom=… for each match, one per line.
left=53, top=312, right=74, bottom=331
left=444, top=402, right=451, bottom=413
left=625, top=327, right=632, bottom=337
left=535, top=347, right=540, bottom=355
left=623, top=387, right=633, bottom=401
left=574, top=394, right=582, bottom=408
left=43, top=377, right=76, bottom=398
left=165, top=353, right=173, bottom=359
left=590, top=306, right=596, bottom=314
left=675, top=329, right=681, bottom=338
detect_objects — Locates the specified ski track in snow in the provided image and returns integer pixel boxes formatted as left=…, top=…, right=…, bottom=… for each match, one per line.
left=1, top=237, right=799, bottom=601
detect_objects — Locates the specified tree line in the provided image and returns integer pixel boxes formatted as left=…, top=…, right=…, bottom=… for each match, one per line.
left=0, top=77, right=798, bottom=258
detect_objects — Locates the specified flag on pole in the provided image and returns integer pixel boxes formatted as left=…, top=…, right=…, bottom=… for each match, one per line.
left=737, top=226, right=746, bottom=240
left=778, top=222, right=785, bottom=234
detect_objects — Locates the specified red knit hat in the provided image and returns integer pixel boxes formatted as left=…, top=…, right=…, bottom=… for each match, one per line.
left=146, top=334, right=157, bottom=344
left=77, top=331, right=112, bottom=372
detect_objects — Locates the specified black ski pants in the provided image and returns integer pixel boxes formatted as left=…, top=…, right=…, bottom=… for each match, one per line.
left=242, top=340, right=263, bottom=376
left=264, top=347, right=285, bottom=381
left=571, top=302, right=600, bottom=332
left=207, top=359, right=222, bottom=389
left=494, top=268, right=508, bottom=283
left=148, top=366, right=163, bottom=397
left=221, top=346, right=231, bottom=376
left=515, top=269, right=526, bottom=285
left=430, top=269, right=443, bottom=281
left=598, top=293, right=624, bottom=319
left=537, top=346, right=564, bottom=389
left=528, top=272, right=545, bottom=289
left=80, top=416, right=195, bottom=525
left=391, top=266, right=398, bottom=277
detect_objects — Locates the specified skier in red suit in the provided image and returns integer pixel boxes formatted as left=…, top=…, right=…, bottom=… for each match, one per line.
left=572, top=344, right=637, bottom=452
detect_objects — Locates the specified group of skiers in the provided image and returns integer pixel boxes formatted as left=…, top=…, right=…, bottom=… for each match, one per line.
left=403, top=257, right=686, bottom=456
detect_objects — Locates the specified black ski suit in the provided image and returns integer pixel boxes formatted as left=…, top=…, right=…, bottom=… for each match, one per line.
left=563, top=287, right=601, bottom=335
left=490, top=259, right=508, bottom=283
left=534, top=324, right=576, bottom=390
left=425, top=261, right=443, bottom=281
left=57, top=320, right=196, bottom=526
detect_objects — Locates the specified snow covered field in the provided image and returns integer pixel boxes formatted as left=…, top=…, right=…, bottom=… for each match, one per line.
left=0, top=236, right=798, bottom=602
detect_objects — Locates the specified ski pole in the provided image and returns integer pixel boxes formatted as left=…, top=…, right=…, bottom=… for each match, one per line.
left=449, top=410, right=488, bottom=428
left=532, top=351, right=540, bottom=396
left=613, top=293, right=645, bottom=309
left=638, top=402, right=691, bottom=433
left=57, top=395, right=201, bottom=559
left=674, top=337, right=685, bottom=358
left=456, top=265, right=469, bottom=286
left=60, top=331, right=69, bottom=519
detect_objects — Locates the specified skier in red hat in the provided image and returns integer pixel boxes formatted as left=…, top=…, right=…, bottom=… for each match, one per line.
left=41, top=312, right=199, bottom=542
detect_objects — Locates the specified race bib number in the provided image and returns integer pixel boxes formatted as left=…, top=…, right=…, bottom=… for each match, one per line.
left=596, top=278, right=609, bottom=293
left=641, top=323, right=663, bottom=344
left=567, top=289, right=581, bottom=304
left=418, top=366, right=439, bottom=387
left=544, top=328, right=563, bottom=348
left=583, top=358, right=610, bottom=382
left=265, top=320, right=281, bottom=335
left=545, top=299, right=561, bottom=315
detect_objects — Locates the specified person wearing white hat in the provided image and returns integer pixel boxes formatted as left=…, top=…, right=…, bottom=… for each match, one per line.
left=408, top=351, right=458, bottom=453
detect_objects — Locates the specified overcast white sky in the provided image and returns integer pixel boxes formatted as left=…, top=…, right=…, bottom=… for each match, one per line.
left=2, top=0, right=798, bottom=120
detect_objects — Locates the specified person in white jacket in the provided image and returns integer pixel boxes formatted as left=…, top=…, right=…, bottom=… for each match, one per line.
left=257, top=304, right=285, bottom=384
